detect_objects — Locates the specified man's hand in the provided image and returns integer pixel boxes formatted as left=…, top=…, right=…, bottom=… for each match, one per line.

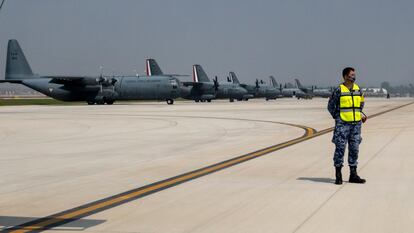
left=362, top=115, right=367, bottom=123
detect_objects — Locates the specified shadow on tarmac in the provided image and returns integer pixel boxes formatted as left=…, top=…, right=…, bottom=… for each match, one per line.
left=0, top=216, right=105, bottom=231
left=297, top=177, right=336, bottom=184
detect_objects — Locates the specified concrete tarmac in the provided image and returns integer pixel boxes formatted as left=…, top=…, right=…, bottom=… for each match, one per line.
left=0, top=98, right=413, bottom=232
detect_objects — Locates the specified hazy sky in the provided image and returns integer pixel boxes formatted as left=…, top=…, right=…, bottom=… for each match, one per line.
left=0, top=0, right=413, bottom=86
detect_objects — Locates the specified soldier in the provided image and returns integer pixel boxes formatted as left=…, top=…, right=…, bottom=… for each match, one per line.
left=328, top=67, right=367, bottom=185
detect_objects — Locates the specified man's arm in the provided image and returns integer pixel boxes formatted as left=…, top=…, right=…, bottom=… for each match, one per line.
left=360, top=91, right=367, bottom=122
left=327, top=87, right=340, bottom=119
left=360, top=92, right=365, bottom=110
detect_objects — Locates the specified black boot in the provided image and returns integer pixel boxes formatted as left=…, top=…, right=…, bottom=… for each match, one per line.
left=349, top=166, right=366, bottom=184
left=335, top=166, right=342, bottom=185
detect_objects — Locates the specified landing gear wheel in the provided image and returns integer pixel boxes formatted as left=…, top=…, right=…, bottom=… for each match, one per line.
left=229, top=99, right=234, bottom=102
left=207, top=99, right=212, bottom=103
left=166, top=99, right=174, bottom=105
left=105, top=100, right=114, bottom=105
left=87, top=101, right=95, bottom=105
left=195, top=100, right=200, bottom=103
left=96, top=100, right=105, bottom=105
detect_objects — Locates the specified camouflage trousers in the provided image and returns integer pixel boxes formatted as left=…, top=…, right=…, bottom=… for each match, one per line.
left=332, top=119, right=362, bottom=167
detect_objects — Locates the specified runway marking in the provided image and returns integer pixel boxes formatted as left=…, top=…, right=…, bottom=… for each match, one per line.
left=4, top=101, right=413, bottom=233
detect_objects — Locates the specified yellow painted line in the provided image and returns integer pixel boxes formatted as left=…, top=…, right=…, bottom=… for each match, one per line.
left=6, top=101, right=413, bottom=232
left=7, top=125, right=315, bottom=232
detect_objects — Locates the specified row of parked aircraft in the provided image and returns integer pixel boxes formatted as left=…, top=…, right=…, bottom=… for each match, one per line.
left=1, top=40, right=332, bottom=104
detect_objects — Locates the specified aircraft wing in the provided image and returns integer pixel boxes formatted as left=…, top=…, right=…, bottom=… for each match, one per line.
left=45, top=76, right=96, bottom=85
left=0, top=76, right=96, bottom=85
left=0, top=79, right=23, bottom=83
left=182, top=81, right=205, bottom=87
left=163, top=74, right=190, bottom=77
left=182, top=82, right=215, bottom=90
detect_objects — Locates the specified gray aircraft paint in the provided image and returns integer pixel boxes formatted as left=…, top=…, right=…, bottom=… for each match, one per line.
left=145, top=59, right=249, bottom=102
left=281, top=87, right=311, bottom=99
left=267, top=76, right=311, bottom=99
left=254, top=76, right=281, bottom=100
left=1, top=40, right=180, bottom=104
left=230, top=72, right=280, bottom=100
left=193, top=65, right=249, bottom=102
left=229, top=71, right=257, bottom=97
left=295, top=78, right=332, bottom=98
left=145, top=59, right=215, bottom=101
left=145, top=58, right=163, bottom=76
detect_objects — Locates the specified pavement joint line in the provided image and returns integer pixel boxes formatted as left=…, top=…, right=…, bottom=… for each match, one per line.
left=3, top=101, right=413, bottom=233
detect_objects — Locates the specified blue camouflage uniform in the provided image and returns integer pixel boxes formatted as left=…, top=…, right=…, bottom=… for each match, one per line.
left=327, top=86, right=364, bottom=167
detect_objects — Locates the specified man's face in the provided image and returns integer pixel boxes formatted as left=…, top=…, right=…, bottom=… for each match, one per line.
left=344, top=70, right=356, bottom=83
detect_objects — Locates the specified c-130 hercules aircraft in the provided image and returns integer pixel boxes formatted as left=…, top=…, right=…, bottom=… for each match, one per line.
left=146, top=59, right=252, bottom=102
left=0, top=40, right=180, bottom=105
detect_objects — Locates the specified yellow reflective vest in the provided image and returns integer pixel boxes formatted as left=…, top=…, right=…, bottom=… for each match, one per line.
left=339, top=83, right=364, bottom=122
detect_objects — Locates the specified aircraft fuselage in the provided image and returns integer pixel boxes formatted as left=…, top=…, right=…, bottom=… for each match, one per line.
left=20, top=75, right=180, bottom=103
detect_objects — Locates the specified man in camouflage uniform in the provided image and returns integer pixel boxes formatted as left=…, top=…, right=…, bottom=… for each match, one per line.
left=328, top=67, right=367, bottom=185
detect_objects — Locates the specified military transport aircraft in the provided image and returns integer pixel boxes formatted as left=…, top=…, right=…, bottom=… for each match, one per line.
left=145, top=59, right=251, bottom=102
left=0, top=40, right=180, bottom=105
left=230, top=72, right=280, bottom=101
left=295, top=79, right=332, bottom=98
left=229, top=71, right=258, bottom=99
left=272, top=77, right=312, bottom=99
left=145, top=59, right=215, bottom=102
left=191, top=65, right=251, bottom=102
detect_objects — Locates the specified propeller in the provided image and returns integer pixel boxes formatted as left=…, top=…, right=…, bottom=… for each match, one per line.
left=97, top=66, right=105, bottom=92
left=96, top=76, right=106, bottom=92
left=279, top=84, right=283, bottom=92
left=227, top=76, right=231, bottom=82
left=260, top=79, right=264, bottom=84
left=255, top=79, right=260, bottom=89
left=96, top=75, right=118, bottom=92
left=213, top=76, right=219, bottom=91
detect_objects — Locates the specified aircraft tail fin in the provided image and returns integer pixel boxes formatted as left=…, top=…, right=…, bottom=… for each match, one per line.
left=229, top=71, right=240, bottom=84
left=5, top=39, right=34, bottom=80
left=192, top=64, right=210, bottom=83
left=146, top=58, right=163, bottom=76
left=294, top=78, right=304, bottom=89
left=269, top=76, right=278, bottom=87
